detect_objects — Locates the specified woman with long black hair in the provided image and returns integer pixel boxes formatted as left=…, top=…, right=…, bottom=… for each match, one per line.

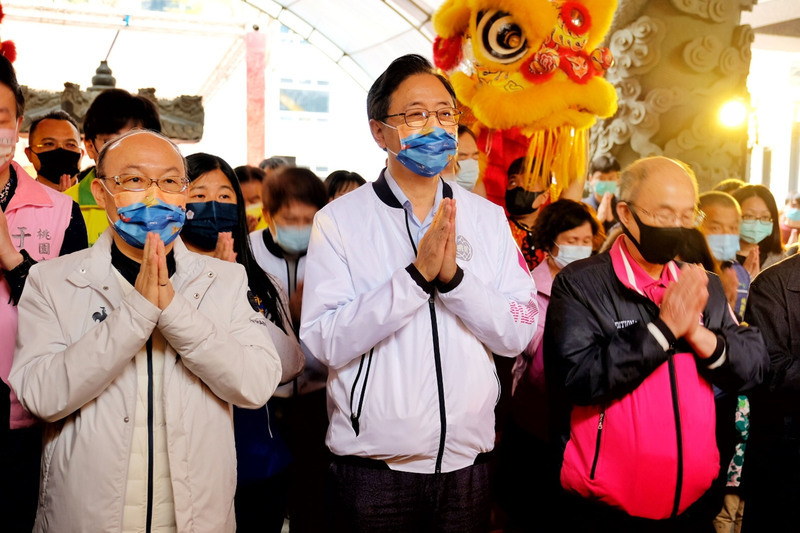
left=184, top=152, right=304, bottom=532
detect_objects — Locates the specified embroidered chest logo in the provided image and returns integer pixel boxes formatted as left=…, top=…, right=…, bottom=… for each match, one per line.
left=92, top=307, right=108, bottom=323
left=455, top=235, right=473, bottom=261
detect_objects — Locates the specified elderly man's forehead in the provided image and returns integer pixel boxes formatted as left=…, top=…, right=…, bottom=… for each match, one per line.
left=104, top=132, right=185, bottom=172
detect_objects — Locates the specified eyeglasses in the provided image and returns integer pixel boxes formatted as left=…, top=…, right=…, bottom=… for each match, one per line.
left=742, top=214, right=773, bottom=224
left=100, top=174, right=189, bottom=193
left=383, top=107, right=462, bottom=128
left=627, top=202, right=705, bottom=228
left=32, top=140, right=81, bottom=151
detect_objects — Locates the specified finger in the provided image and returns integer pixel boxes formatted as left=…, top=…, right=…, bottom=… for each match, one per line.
left=156, top=235, right=169, bottom=287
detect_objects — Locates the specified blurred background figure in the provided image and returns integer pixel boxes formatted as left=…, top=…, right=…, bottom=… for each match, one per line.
left=324, top=169, right=365, bottom=201
left=731, top=184, right=786, bottom=280
left=493, top=199, right=603, bottom=533
left=455, top=124, right=480, bottom=192
left=234, top=164, right=269, bottom=232
left=582, top=154, right=621, bottom=234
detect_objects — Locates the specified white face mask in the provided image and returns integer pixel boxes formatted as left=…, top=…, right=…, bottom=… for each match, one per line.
left=0, top=126, right=17, bottom=170
left=552, top=244, right=592, bottom=269
left=456, top=158, right=480, bottom=191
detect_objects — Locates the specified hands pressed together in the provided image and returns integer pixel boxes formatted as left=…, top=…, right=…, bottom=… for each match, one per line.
left=413, top=198, right=458, bottom=284
left=0, top=207, right=23, bottom=271
left=659, top=263, right=718, bottom=359
left=135, top=232, right=174, bottom=310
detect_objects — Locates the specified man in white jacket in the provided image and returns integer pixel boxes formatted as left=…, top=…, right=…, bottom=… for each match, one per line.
left=9, top=130, right=282, bottom=532
left=300, top=54, right=538, bottom=532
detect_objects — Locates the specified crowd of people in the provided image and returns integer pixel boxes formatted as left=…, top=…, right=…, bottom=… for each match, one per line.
left=0, top=49, right=798, bottom=533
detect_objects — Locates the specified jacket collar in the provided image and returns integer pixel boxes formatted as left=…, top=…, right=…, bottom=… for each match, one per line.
left=609, top=234, right=679, bottom=298
left=372, top=168, right=453, bottom=209
left=68, top=230, right=214, bottom=298
left=5, top=161, right=55, bottom=213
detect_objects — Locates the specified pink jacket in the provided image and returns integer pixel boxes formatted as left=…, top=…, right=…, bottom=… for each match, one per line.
left=0, top=162, right=72, bottom=429
left=559, top=238, right=719, bottom=519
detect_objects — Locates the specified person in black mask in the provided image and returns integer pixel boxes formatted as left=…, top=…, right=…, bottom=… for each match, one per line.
left=505, top=155, right=550, bottom=271
left=24, top=110, right=83, bottom=192
left=183, top=151, right=305, bottom=532
left=543, top=155, right=768, bottom=532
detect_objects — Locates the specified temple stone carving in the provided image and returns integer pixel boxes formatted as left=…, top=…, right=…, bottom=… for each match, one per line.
left=591, top=0, right=758, bottom=190
left=19, top=62, right=204, bottom=142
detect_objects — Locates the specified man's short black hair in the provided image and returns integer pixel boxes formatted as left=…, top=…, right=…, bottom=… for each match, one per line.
left=28, top=110, right=80, bottom=142
left=0, top=54, right=24, bottom=119
left=507, top=156, right=527, bottom=178
left=83, top=89, right=162, bottom=141
left=590, top=154, right=621, bottom=175
left=367, top=54, right=456, bottom=121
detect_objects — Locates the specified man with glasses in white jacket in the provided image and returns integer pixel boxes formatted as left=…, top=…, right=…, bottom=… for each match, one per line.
left=9, top=129, right=282, bottom=532
left=300, top=54, right=538, bottom=532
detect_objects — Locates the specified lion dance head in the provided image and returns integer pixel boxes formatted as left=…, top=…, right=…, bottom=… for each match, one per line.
left=432, top=0, right=617, bottom=207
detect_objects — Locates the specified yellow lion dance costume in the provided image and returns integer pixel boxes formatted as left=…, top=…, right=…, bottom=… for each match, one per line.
left=432, top=0, right=618, bottom=207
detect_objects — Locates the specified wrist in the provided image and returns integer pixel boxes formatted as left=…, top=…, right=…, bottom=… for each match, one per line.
left=0, top=248, right=23, bottom=271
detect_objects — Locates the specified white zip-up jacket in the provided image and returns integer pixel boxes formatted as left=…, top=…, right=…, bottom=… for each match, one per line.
left=300, top=172, right=538, bottom=474
left=9, top=230, right=282, bottom=532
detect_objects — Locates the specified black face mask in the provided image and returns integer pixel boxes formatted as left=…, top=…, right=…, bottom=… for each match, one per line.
left=182, top=201, right=240, bottom=250
left=505, top=187, right=544, bottom=217
left=34, top=148, right=81, bottom=184
left=622, top=209, right=693, bottom=265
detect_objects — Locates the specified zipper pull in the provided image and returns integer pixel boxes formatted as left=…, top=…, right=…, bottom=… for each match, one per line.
left=350, top=413, right=360, bottom=436
left=598, top=411, right=605, bottom=430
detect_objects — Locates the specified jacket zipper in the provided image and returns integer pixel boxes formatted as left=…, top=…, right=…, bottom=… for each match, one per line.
left=146, top=336, right=154, bottom=533
left=590, top=410, right=605, bottom=479
left=668, top=353, right=683, bottom=518
left=349, top=349, right=374, bottom=436
left=429, top=296, right=447, bottom=474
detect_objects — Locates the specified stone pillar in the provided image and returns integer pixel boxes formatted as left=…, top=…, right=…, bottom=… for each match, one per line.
left=591, top=0, right=757, bottom=190
left=246, top=29, right=266, bottom=167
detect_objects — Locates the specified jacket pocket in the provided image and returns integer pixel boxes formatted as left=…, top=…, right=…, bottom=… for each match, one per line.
left=590, top=409, right=605, bottom=479
left=348, top=348, right=374, bottom=436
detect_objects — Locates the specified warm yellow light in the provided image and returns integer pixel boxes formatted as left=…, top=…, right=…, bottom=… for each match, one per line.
left=719, top=99, right=748, bottom=128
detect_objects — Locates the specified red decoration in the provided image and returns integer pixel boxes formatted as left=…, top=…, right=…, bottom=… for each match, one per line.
left=0, top=40, right=16, bottom=63
left=560, top=2, right=592, bottom=36
left=433, top=35, right=463, bottom=72
left=0, top=4, right=5, bottom=24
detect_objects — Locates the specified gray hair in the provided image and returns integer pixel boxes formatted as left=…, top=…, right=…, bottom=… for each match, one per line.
left=618, top=156, right=698, bottom=204
left=96, top=128, right=186, bottom=179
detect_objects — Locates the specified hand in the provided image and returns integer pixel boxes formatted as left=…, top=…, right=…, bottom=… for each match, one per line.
left=289, top=281, right=303, bottom=327
left=0, top=206, right=23, bottom=271
left=57, top=174, right=77, bottom=192
left=659, top=264, right=709, bottom=339
left=213, top=232, right=237, bottom=263
left=414, top=199, right=454, bottom=281
left=246, top=214, right=259, bottom=233
left=597, top=193, right=614, bottom=222
left=743, top=246, right=760, bottom=279
left=720, top=265, right=739, bottom=312
left=135, top=232, right=174, bottom=310
left=438, top=199, right=458, bottom=284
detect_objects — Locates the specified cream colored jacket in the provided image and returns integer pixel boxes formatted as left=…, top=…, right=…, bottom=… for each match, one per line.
left=9, top=230, right=282, bottom=532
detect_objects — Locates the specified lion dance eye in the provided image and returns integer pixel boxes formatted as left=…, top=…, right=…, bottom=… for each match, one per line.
left=476, top=10, right=528, bottom=64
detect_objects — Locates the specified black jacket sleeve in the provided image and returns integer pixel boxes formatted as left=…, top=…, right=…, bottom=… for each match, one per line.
left=698, top=274, right=768, bottom=393
left=744, top=264, right=798, bottom=393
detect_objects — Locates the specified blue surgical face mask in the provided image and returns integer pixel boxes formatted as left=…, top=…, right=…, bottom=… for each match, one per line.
left=786, top=207, right=800, bottom=222
left=552, top=244, right=592, bottom=269
left=594, top=181, right=617, bottom=196
left=740, top=220, right=773, bottom=244
left=456, top=158, right=479, bottom=191
left=102, top=181, right=186, bottom=249
left=182, top=201, right=239, bottom=251
left=384, top=124, right=457, bottom=178
left=706, top=233, right=740, bottom=262
left=112, top=199, right=186, bottom=249
left=274, top=224, right=312, bottom=254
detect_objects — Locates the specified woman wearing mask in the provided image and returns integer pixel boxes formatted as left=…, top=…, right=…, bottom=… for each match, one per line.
left=184, top=152, right=304, bottom=533
left=732, top=184, right=785, bottom=279
left=493, top=199, right=603, bottom=532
